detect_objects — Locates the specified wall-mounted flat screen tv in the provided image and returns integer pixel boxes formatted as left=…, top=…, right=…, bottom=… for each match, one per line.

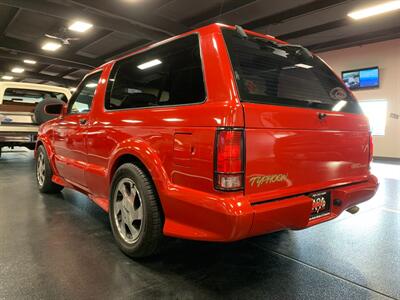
left=341, top=67, right=379, bottom=90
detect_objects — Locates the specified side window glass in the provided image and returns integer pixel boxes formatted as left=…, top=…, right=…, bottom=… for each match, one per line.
left=105, top=34, right=205, bottom=110
left=68, top=72, right=101, bottom=114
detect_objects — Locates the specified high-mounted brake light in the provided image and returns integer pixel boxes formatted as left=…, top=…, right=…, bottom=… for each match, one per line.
left=214, top=129, right=244, bottom=191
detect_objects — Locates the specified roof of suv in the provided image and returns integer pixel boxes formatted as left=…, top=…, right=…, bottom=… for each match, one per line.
left=93, top=23, right=287, bottom=72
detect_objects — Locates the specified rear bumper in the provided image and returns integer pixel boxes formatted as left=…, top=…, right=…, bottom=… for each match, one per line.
left=162, top=174, right=379, bottom=241
left=0, top=125, right=38, bottom=133
left=0, top=130, right=37, bottom=145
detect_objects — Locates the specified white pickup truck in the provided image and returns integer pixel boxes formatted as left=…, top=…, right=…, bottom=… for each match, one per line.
left=0, top=82, right=71, bottom=157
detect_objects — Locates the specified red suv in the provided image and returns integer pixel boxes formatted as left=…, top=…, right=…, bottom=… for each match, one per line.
left=35, top=24, right=378, bottom=257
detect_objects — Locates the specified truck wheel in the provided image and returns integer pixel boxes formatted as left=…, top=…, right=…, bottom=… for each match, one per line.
left=109, top=163, right=163, bottom=258
left=36, top=145, right=63, bottom=193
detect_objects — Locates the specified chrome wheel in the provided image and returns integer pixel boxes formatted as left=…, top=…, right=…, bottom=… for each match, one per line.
left=36, top=152, right=45, bottom=187
left=113, top=178, right=144, bottom=244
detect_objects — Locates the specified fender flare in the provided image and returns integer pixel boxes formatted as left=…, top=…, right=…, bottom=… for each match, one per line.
left=107, top=138, right=171, bottom=197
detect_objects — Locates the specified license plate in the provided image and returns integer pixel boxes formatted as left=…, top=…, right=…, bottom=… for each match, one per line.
left=309, top=191, right=331, bottom=220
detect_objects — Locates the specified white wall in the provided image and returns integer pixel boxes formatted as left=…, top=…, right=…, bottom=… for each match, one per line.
left=319, top=39, right=400, bottom=158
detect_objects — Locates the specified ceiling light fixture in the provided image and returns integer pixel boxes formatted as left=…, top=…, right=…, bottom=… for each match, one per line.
left=42, top=41, right=62, bottom=51
left=23, top=59, right=37, bottom=64
left=348, top=1, right=400, bottom=20
left=295, top=63, right=313, bottom=69
left=2, top=75, right=14, bottom=80
left=70, top=87, right=77, bottom=92
left=85, top=83, right=98, bottom=88
left=137, top=59, right=162, bottom=70
left=11, top=67, right=25, bottom=73
left=68, top=21, right=93, bottom=33
left=333, top=100, right=347, bottom=112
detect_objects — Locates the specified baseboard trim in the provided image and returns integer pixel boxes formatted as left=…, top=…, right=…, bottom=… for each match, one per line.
left=373, top=156, right=400, bottom=164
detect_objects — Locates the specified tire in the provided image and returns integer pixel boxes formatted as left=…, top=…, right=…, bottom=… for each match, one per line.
left=109, top=163, right=163, bottom=258
left=36, top=145, right=63, bottom=193
left=34, top=98, right=64, bottom=125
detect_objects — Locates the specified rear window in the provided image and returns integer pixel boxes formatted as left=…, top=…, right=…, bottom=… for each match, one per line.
left=222, top=29, right=361, bottom=114
left=105, top=34, right=205, bottom=110
left=3, top=88, right=67, bottom=104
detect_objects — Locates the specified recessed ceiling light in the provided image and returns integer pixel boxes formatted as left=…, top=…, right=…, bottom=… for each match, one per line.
left=68, top=21, right=93, bottom=33
left=11, top=67, right=25, bottom=73
left=137, top=59, right=162, bottom=70
left=2, top=75, right=14, bottom=80
left=42, top=41, right=62, bottom=51
left=23, top=59, right=37, bottom=64
left=295, top=63, right=313, bottom=69
left=348, top=1, right=400, bottom=20
left=85, top=83, right=98, bottom=88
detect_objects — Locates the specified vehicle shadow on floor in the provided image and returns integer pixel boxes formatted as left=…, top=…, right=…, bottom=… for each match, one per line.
left=51, top=187, right=373, bottom=299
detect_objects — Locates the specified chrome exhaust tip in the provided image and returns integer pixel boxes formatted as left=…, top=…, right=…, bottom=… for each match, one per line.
left=346, top=206, right=360, bottom=214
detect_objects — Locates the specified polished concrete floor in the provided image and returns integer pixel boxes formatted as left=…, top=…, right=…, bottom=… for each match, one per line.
left=0, top=149, right=399, bottom=300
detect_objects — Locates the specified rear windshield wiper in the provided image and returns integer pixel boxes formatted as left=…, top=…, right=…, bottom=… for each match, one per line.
left=278, top=44, right=313, bottom=59
left=235, top=25, right=313, bottom=59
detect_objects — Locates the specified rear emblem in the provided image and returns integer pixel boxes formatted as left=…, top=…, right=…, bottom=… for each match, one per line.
left=2, top=117, right=13, bottom=123
left=329, top=87, right=347, bottom=100
left=249, top=174, right=289, bottom=187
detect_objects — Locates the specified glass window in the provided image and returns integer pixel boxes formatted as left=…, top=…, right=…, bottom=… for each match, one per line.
left=222, top=29, right=362, bottom=114
left=106, top=34, right=205, bottom=110
left=3, top=88, right=68, bottom=104
left=68, top=72, right=101, bottom=114
left=359, top=100, right=388, bottom=136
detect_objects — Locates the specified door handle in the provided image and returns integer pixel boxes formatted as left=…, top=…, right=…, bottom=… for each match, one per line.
left=79, top=118, right=87, bottom=125
left=318, top=112, right=327, bottom=120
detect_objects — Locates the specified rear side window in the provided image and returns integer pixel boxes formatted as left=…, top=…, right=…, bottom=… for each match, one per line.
left=3, top=88, right=67, bottom=104
left=222, top=29, right=361, bottom=114
left=105, top=34, right=205, bottom=110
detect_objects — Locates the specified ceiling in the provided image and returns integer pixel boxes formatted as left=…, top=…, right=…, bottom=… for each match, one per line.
left=0, top=0, right=399, bottom=88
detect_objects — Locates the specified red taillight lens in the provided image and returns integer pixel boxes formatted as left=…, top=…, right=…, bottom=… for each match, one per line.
left=215, top=129, right=244, bottom=191
left=369, top=134, right=374, bottom=163
left=217, top=131, right=242, bottom=172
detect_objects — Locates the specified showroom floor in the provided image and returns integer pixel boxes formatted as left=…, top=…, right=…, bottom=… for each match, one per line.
left=0, top=150, right=399, bottom=300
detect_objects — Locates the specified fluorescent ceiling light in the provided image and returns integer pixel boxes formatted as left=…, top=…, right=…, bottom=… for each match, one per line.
left=295, top=63, right=313, bottom=69
left=11, top=67, right=24, bottom=73
left=42, top=42, right=62, bottom=51
left=348, top=1, right=400, bottom=20
left=137, top=59, right=162, bottom=70
left=69, top=21, right=93, bottom=33
left=333, top=100, right=347, bottom=112
left=85, top=83, right=98, bottom=88
left=2, top=75, right=13, bottom=80
left=23, top=59, right=37, bottom=64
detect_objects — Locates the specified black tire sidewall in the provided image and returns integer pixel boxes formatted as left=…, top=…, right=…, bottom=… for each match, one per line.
left=109, top=164, right=161, bottom=257
left=34, top=99, right=64, bottom=125
left=36, top=145, right=62, bottom=193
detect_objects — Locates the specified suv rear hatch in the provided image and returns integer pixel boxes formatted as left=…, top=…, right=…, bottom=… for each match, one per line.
left=222, top=28, right=371, bottom=203
left=0, top=87, right=67, bottom=127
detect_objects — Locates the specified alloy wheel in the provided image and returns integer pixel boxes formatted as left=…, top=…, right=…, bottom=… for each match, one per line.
left=113, top=178, right=144, bottom=244
left=36, top=152, right=45, bottom=187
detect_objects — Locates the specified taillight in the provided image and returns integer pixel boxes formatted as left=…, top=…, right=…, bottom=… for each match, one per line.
left=369, top=133, right=374, bottom=163
left=214, top=128, right=244, bottom=191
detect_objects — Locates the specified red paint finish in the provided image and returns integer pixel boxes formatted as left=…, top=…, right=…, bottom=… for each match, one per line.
left=36, top=24, right=378, bottom=242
